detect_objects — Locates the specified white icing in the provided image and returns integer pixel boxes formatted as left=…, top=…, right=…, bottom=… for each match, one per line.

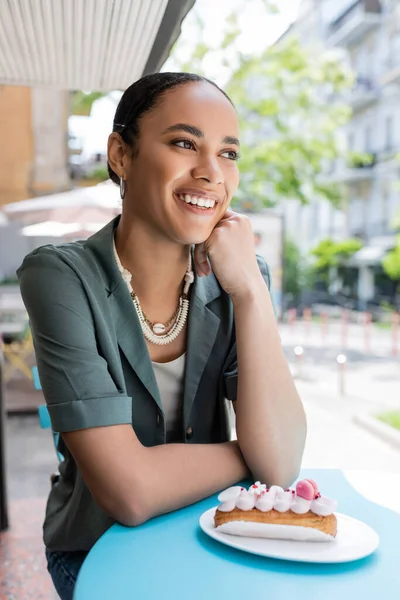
left=217, top=482, right=337, bottom=517
left=236, top=490, right=256, bottom=511
left=215, top=521, right=335, bottom=542
left=268, top=485, right=284, bottom=500
left=311, top=496, right=338, bottom=517
left=218, top=499, right=239, bottom=513
left=255, top=492, right=275, bottom=512
left=291, top=496, right=312, bottom=515
left=248, top=481, right=267, bottom=496
left=217, top=486, right=242, bottom=512
left=273, top=490, right=293, bottom=513
left=217, top=486, right=242, bottom=503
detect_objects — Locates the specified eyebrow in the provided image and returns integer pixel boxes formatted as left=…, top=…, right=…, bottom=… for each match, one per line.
left=162, top=123, right=240, bottom=147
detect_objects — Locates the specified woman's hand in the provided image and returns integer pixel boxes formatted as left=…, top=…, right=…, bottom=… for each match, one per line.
left=194, top=210, right=264, bottom=300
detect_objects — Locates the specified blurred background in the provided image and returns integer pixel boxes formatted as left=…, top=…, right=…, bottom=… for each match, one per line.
left=1, top=1, right=400, bottom=597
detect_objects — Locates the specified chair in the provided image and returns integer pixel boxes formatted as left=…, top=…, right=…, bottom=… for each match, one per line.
left=33, top=366, right=64, bottom=464
left=2, top=324, right=34, bottom=382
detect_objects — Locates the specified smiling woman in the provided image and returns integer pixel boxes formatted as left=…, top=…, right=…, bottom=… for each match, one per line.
left=17, top=72, right=306, bottom=600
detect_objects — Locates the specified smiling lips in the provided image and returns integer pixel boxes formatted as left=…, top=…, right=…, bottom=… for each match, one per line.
left=176, top=192, right=216, bottom=210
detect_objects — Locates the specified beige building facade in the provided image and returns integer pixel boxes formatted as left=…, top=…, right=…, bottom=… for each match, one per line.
left=0, top=85, right=70, bottom=207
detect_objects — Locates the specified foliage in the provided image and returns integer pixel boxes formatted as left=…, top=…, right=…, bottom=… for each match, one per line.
left=71, top=91, right=105, bottom=116
left=392, top=209, right=400, bottom=232
left=310, top=238, right=363, bottom=271
left=376, top=410, right=400, bottom=431
left=86, top=167, right=109, bottom=181
left=283, top=238, right=312, bottom=298
left=346, top=151, right=376, bottom=169
left=382, top=237, right=400, bottom=284
left=168, top=1, right=354, bottom=209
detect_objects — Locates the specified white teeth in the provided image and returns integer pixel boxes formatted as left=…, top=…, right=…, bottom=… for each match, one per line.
left=177, top=193, right=216, bottom=209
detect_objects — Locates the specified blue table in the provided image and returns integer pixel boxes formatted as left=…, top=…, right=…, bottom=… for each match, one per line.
left=74, top=469, right=400, bottom=599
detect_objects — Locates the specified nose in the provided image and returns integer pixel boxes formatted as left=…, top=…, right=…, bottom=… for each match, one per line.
left=191, top=154, right=224, bottom=185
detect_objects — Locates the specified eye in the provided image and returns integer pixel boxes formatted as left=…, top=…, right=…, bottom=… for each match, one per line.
left=173, top=139, right=196, bottom=150
left=221, top=149, right=240, bottom=161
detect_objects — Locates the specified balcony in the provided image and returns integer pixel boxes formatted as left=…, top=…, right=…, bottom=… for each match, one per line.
left=327, top=153, right=377, bottom=184
left=380, top=55, right=400, bottom=87
left=348, top=76, right=379, bottom=111
left=328, top=0, right=383, bottom=48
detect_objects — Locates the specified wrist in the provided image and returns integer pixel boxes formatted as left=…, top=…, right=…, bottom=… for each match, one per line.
left=230, top=274, right=267, bottom=307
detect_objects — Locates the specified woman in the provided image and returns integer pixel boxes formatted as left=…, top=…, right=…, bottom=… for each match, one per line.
left=18, top=72, right=306, bottom=600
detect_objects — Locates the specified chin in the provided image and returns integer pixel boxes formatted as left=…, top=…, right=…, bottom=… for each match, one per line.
left=180, top=233, right=212, bottom=246
left=175, top=226, right=215, bottom=247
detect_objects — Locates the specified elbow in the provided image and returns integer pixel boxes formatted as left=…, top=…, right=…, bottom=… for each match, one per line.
left=99, top=493, right=150, bottom=528
left=120, top=505, right=149, bottom=528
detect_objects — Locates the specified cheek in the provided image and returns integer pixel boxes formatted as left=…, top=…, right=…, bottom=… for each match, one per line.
left=224, top=163, right=240, bottom=195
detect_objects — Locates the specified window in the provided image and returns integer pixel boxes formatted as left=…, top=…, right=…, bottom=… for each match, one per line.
left=385, top=116, right=394, bottom=151
left=364, top=126, right=371, bottom=153
left=348, top=132, right=354, bottom=151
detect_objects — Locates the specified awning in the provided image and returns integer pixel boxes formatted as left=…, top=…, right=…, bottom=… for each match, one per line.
left=3, top=180, right=120, bottom=226
left=349, top=236, right=396, bottom=266
left=0, top=0, right=195, bottom=90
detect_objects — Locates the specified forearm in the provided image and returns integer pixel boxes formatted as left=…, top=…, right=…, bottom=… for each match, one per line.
left=134, top=440, right=248, bottom=524
left=233, top=276, right=307, bottom=488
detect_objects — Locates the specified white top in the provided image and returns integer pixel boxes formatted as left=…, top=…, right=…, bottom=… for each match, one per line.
left=112, top=239, right=186, bottom=441
left=152, top=354, right=186, bottom=442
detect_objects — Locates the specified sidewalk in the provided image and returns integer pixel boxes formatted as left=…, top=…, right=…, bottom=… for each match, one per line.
left=1, top=416, right=58, bottom=599
left=300, top=390, right=400, bottom=473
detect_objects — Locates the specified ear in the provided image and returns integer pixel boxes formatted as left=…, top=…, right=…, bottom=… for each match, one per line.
left=107, top=133, right=130, bottom=179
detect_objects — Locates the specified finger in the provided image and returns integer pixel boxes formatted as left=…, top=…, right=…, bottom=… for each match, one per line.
left=194, top=243, right=211, bottom=277
left=223, top=209, right=237, bottom=219
left=216, top=208, right=237, bottom=226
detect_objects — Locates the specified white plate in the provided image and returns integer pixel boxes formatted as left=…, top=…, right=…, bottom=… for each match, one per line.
left=199, top=507, right=379, bottom=564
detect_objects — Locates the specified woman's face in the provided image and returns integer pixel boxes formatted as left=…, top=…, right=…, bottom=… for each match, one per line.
left=120, top=82, right=240, bottom=245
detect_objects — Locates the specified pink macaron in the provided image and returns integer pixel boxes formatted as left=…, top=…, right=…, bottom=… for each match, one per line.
left=305, top=478, right=319, bottom=496
left=295, top=479, right=315, bottom=501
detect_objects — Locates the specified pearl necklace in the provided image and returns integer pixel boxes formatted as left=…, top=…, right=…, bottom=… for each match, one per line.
left=113, top=240, right=194, bottom=346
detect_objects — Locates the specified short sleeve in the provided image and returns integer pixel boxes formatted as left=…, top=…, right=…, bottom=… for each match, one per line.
left=223, top=256, right=271, bottom=401
left=17, top=249, right=132, bottom=432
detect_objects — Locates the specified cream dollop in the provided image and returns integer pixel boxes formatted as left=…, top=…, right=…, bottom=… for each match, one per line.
left=274, top=490, right=293, bottom=513
left=291, top=496, right=312, bottom=515
left=217, top=486, right=242, bottom=512
left=236, top=489, right=256, bottom=511
left=311, top=496, right=338, bottom=517
left=255, top=491, right=275, bottom=512
left=217, top=482, right=337, bottom=516
left=249, top=481, right=267, bottom=496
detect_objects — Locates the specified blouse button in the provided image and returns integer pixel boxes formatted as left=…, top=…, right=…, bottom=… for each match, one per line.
left=185, top=426, right=193, bottom=440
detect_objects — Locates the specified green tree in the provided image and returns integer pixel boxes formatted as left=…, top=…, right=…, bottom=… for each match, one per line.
left=283, top=238, right=312, bottom=299
left=168, top=2, right=353, bottom=209
left=310, top=237, right=363, bottom=288
left=71, top=91, right=105, bottom=116
left=382, top=237, right=400, bottom=299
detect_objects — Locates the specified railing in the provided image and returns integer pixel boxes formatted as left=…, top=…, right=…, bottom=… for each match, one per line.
left=329, top=0, right=382, bottom=35
left=367, top=220, right=393, bottom=237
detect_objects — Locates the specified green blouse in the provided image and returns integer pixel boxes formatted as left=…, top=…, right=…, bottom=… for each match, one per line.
left=17, top=216, right=271, bottom=552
